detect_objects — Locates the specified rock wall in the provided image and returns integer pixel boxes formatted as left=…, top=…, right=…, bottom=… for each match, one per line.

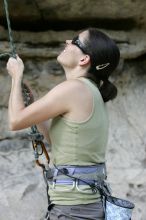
left=1, top=0, right=146, bottom=29
left=0, top=1, right=146, bottom=220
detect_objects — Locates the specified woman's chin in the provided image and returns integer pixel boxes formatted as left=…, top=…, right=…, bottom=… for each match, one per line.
left=57, top=53, right=64, bottom=65
left=57, top=54, right=61, bottom=62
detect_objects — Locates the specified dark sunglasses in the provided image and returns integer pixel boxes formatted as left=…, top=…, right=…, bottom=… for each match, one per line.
left=71, top=36, right=88, bottom=54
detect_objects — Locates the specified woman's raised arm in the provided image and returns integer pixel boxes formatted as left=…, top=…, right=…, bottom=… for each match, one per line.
left=6, top=56, right=71, bottom=131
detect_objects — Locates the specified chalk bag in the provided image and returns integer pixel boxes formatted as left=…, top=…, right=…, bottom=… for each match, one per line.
left=104, top=195, right=135, bottom=220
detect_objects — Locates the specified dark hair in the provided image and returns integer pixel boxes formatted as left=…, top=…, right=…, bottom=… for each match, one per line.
left=83, top=28, right=120, bottom=102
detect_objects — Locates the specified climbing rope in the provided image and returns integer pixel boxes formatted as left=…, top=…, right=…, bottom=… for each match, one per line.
left=0, top=0, right=50, bottom=170
left=0, top=0, right=51, bottom=208
left=0, top=0, right=16, bottom=58
left=22, top=83, right=50, bottom=170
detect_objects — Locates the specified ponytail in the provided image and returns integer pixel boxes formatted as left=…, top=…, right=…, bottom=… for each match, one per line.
left=83, top=28, right=120, bottom=102
left=87, top=74, right=118, bottom=102
left=99, top=80, right=117, bottom=102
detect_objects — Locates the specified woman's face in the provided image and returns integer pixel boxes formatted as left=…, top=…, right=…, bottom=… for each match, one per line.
left=57, top=30, right=89, bottom=69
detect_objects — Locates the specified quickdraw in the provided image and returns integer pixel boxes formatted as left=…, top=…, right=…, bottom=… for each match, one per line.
left=0, top=0, right=50, bottom=171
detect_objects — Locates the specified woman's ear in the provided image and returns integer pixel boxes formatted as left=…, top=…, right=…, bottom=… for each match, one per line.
left=79, top=55, right=90, bottom=66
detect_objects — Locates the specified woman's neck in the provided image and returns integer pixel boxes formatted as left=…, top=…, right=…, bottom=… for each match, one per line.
left=64, top=67, right=88, bottom=80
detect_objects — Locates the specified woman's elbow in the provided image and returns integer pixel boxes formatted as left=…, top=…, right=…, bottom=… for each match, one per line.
left=9, top=122, right=17, bottom=131
left=9, top=119, right=21, bottom=131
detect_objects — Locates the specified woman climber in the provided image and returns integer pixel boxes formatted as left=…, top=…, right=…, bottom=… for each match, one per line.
left=7, top=28, right=120, bottom=220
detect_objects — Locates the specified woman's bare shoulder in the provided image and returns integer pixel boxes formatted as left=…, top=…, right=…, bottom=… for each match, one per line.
left=51, top=79, right=85, bottom=95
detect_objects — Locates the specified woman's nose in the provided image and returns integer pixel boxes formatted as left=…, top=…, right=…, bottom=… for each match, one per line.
left=66, top=40, right=72, bottom=44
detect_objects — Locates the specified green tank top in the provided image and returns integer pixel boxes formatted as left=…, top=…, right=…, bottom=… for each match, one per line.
left=49, top=77, right=109, bottom=205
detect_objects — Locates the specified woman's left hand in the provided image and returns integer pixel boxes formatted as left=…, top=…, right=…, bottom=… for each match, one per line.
left=6, top=55, right=24, bottom=79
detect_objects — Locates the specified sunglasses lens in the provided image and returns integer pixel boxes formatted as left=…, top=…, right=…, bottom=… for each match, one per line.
left=71, top=36, right=88, bottom=55
left=72, top=36, right=78, bottom=44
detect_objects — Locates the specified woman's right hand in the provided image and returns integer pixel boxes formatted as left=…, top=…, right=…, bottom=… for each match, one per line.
left=7, top=55, right=24, bottom=79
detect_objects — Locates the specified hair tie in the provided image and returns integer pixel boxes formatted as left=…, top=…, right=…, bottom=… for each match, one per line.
left=102, top=78, right=109, bottom=83
left=96, top=63, right=110, bottom=70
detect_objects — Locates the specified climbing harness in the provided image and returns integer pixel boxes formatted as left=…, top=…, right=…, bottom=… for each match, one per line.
left=51, top=164, right=107, bottom=194
left=47, top=164, right=135, bottom=220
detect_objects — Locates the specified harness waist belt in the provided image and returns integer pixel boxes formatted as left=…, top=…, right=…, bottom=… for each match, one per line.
left=55, top=163, right=106, bottom=176
left=46, top=163, right=111, bottom=194
left=47, top=163, right=107, bottom=184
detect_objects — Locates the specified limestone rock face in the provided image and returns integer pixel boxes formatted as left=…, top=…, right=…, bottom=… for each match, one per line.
left=0, top=0, right=146, bottom=219
left=0, top=0, right=146, bottom=29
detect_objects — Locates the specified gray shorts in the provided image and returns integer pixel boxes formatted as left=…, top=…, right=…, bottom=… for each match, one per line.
left=47, top=201, right=104, bottom=220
